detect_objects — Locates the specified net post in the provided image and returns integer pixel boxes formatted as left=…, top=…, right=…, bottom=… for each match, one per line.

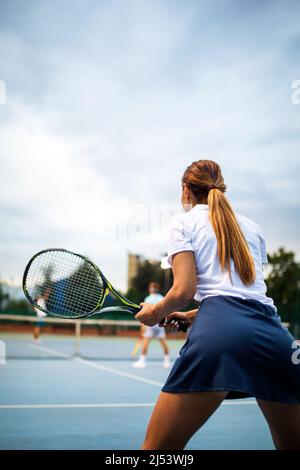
left=74, top=320, right=81, bottom=356
left=0, top=340, right=6, bottom=365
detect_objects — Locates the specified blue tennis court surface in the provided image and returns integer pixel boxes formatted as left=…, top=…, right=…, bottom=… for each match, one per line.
left=0, top=333, right=274, bottom=449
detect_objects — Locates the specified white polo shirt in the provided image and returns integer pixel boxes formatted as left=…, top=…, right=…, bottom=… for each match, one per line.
left=167, top=204, right=276, bottom=311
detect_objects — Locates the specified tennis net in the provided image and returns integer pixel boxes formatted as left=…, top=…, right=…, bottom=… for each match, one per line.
left=0, top=313, right=185, bottom=361
left=0, top=313, right=141, bottom=360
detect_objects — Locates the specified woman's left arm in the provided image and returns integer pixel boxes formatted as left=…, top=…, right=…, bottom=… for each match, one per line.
left=135, top=251, right=197, bottom=326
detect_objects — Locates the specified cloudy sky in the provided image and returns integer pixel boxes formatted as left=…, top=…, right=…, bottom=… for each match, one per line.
left=0, top=0, right=299, bottom=290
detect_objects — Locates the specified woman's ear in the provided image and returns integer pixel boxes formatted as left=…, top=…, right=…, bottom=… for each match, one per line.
left=182, top=183, right=194, bottom=212
left=182, top=183, right=190, bottom=201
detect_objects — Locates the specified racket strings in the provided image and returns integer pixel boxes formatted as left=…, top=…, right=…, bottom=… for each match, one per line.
left=26, top=253, right=95, bottom=294
left=26, top=252, right=102, bottom=298
left=26, top=252, right=102, bottom=296
left=25, top=251, right=104, bottom=317
left=26, top=265, right=102, bottom=314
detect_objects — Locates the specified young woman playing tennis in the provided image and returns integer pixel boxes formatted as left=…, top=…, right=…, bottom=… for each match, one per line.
left=136, top=160, right=300, bottom=450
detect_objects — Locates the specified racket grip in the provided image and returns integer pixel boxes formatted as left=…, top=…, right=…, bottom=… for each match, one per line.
left=175, top=319, right=189, bottom=333
left=163, top=316, right=189, bottom=333
left=133, top=307, right=189, bottom=332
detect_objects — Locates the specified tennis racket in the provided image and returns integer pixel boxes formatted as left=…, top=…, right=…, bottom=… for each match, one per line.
left=22, top=248, right=189, bottom=332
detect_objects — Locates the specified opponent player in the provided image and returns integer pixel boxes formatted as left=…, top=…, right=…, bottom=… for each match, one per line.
left=133, top=281, right=171, bottom=369
left=32, top=290, right=49, bottom=343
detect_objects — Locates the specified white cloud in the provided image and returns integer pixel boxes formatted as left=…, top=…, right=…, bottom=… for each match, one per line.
left=0, top=0, right=299, bottom=290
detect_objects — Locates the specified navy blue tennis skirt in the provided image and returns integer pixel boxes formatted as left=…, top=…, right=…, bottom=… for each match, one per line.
left=162, top=295, right=300, bottom=403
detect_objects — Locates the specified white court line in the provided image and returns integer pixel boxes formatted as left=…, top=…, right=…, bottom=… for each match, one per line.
left=29, top=345, right=257, bottom=405
left=0, top=403, right=155, bottom=409
left=30, top=344, right=70, bottom=359
left=30, top=344, right=164, bottom=386
left=0, top=401, right=256, bottom=410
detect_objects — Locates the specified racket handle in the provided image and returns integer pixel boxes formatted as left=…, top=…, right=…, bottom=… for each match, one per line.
left=114, top=307, right=189, bottom=332
left=164, top=316, right=189, bottom=333
left=178, top=320, right=189, bottom=333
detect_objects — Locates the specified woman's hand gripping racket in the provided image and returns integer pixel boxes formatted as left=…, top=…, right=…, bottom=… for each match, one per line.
left=22, top=249, right=189, bottom=332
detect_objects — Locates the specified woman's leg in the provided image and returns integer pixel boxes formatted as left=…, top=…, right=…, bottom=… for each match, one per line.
left=257, top=399, right=300, bottom=449
left=142, top=390, right=228, bottom=450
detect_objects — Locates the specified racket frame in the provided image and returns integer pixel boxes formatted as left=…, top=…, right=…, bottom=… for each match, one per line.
left=22, top=248, right=141, bottom=318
